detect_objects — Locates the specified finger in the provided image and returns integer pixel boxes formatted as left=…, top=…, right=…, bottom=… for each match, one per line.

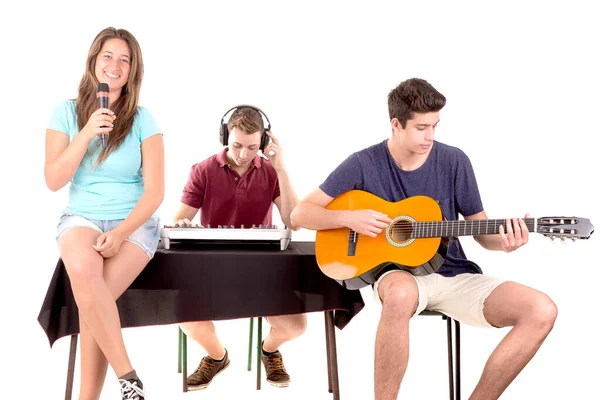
left=505, top=219, right=515, bottom=247
left=512, top=218, right=522, bottom=242
left=94, top=108, right=114, bottom=116
left=98, top=115, right=115, bottom=125
left=504, top=218, right=513, bottom=236
left=518, top=218, right=529, bottom=243
left=499, top=224, right=509, bottom=246
left=373, top=213, right=393, bottom=223
left=266, top=131, right=279, bottom=144
left=95, top=234, right=106, bottom=247
left=362, top=229, right=377, bottom=238
left=264, top=144, right=278, bottom=157
left=183, top=218, right=191, bottom=226
left=368, top=224, right=383, bottom=234
left=95, top=242, right=108, bottom=252
left=372, top=220, right=389, bottom=229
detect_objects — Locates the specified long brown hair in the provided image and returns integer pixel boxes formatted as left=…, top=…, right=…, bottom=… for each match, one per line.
left=76, top=27, right=144, bottom=165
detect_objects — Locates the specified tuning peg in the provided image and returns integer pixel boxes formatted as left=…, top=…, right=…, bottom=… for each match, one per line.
left=560, top=237, right=565, bottom=243
left=572, top=238, right=576, bottom=242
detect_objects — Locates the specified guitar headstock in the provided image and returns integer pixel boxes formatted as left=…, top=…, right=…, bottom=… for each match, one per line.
left=537, top=217, right=594, bottom=241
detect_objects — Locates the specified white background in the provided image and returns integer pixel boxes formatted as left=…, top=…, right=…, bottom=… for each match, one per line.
left=1, top=1, right=598, bottom=399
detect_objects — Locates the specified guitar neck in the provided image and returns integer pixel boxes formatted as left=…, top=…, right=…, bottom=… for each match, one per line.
left=412, top=218, right=537, bottom=238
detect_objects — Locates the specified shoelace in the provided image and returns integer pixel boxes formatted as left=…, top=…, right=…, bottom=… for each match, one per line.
left=119, top=379, right=145, bottom=400
left=267, top=356, right=287, bottom=374
left=195, top=357, right=215, bottom=378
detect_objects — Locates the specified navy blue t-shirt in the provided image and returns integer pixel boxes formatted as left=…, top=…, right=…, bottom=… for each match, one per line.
left=319, top=140, right=484, bottom=277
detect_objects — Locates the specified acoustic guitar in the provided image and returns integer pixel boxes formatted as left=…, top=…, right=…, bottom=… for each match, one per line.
left=315, top=190, right=594, bottom=289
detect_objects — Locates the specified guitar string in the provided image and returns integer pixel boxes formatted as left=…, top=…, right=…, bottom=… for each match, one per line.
left=345, top=220, right=545, bottom=240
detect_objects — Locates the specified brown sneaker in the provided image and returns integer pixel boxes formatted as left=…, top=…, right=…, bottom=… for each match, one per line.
left=261, top=349, right=291, bottom=387
left=186, top=350, right=230, bottom=391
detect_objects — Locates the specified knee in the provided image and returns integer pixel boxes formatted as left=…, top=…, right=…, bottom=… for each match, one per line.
left=65, top=255, right=103, bottom=303
left=271, top=315, right=307, bottom=339
left=379, top=277, right=418, bottom=317
left=524, top=294, right=558, bottom=333
left=286, top=315, right=307, bottom=338
left=180, top=320, right=215, bottom=336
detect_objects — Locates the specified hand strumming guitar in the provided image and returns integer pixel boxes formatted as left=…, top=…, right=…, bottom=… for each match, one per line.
left=345, top=209, right=392, bottom=238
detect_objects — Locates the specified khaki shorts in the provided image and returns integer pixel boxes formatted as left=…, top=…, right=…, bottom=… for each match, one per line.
left=373, top=270, right=506, bottom=328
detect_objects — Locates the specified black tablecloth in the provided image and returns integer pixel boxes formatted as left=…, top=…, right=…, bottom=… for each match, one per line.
left=38, top=241, right=365, bottom=347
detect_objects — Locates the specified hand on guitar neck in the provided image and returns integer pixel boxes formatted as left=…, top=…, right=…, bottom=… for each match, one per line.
left=487, top=213, right=530, bottom=253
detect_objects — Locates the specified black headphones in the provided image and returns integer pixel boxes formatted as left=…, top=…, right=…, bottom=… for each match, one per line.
left=219, top=105, right=271, bottom=151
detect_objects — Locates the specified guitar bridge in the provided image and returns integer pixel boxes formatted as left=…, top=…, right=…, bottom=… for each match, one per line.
left=348, top=229, right=357, bottom=256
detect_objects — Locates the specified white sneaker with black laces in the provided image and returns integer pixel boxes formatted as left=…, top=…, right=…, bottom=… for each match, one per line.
left=119, top=378, right=145, bottom=400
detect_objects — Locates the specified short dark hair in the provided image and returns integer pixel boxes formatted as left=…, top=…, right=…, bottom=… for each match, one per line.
left=388, top=78, right=446, bottom=128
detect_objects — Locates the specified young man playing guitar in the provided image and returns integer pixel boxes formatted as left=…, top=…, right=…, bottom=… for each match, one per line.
left=173, top=106, right=305, bottom=390
left=290, top=78, right=558, bottom=400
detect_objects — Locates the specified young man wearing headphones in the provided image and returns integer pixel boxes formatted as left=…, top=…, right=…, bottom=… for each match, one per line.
left=172, top=106, right=305, bottom=390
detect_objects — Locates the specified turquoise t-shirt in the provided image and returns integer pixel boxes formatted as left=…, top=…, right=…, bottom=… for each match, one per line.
left=48, top=100, right=161, bottom=220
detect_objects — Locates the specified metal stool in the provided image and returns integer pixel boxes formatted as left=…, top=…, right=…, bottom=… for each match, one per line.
left=419, top=310, right=461, bottom=400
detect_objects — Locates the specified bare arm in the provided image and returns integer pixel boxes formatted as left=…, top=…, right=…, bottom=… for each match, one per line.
left=291, top=188, right=396, bottom=237
left=263, top=132, right=299, bottom=229
left=113, top=134, right=165, bottom=237
left=273, top=169, right=299, bottom=230
left=290, top=188, right=349, bottom=230
left=466, top=210, right=529, bottom=252
left=44, top=108, right=115, bottom=191
left=44, top=130, right=92, bottom=191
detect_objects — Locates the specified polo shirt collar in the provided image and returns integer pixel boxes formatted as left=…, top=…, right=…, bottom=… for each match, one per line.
left=216, top=147, right=262, bottom=169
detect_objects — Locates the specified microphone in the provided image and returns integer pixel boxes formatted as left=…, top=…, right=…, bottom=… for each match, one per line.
left=96, top=83, right=110, bottom=148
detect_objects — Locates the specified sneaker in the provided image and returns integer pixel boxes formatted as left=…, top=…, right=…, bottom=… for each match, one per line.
left=119, top=378, right=145, bottom=400
left=261, top=348, right=291, bottom=387
left=186, top=349, right=230, bottom=390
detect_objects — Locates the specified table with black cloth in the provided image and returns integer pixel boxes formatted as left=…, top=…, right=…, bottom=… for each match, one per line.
left=38, top=241, right=365, bottom=400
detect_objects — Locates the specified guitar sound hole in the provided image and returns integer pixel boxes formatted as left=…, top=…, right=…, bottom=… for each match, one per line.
left=390, top=220, right=412, bottom=243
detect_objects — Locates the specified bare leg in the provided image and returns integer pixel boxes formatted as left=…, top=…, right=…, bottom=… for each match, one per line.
left=470, top=282, right=557, bottom=400
left=374, top=272, right=419, bottom=400
left=59, top=229, right=149, bottom=400
left=180, top=321, right=226, bottom=360
left=262, top=314, right=307, bottom=352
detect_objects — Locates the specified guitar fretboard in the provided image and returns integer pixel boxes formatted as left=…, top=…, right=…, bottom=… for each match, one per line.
left=410, top=218, right=537, bottom=238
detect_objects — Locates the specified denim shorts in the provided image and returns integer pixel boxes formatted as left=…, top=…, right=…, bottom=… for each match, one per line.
left=56, top=213, right=161, bottom=260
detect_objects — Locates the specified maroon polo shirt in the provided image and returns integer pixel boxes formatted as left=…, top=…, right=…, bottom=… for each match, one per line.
left=181, top=148, right=281, bottom=228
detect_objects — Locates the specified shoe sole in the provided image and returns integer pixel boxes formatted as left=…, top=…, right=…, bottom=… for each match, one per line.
left=266, top=379, right=290, bottom=388
left=186, top=362, right=230, bottom=391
